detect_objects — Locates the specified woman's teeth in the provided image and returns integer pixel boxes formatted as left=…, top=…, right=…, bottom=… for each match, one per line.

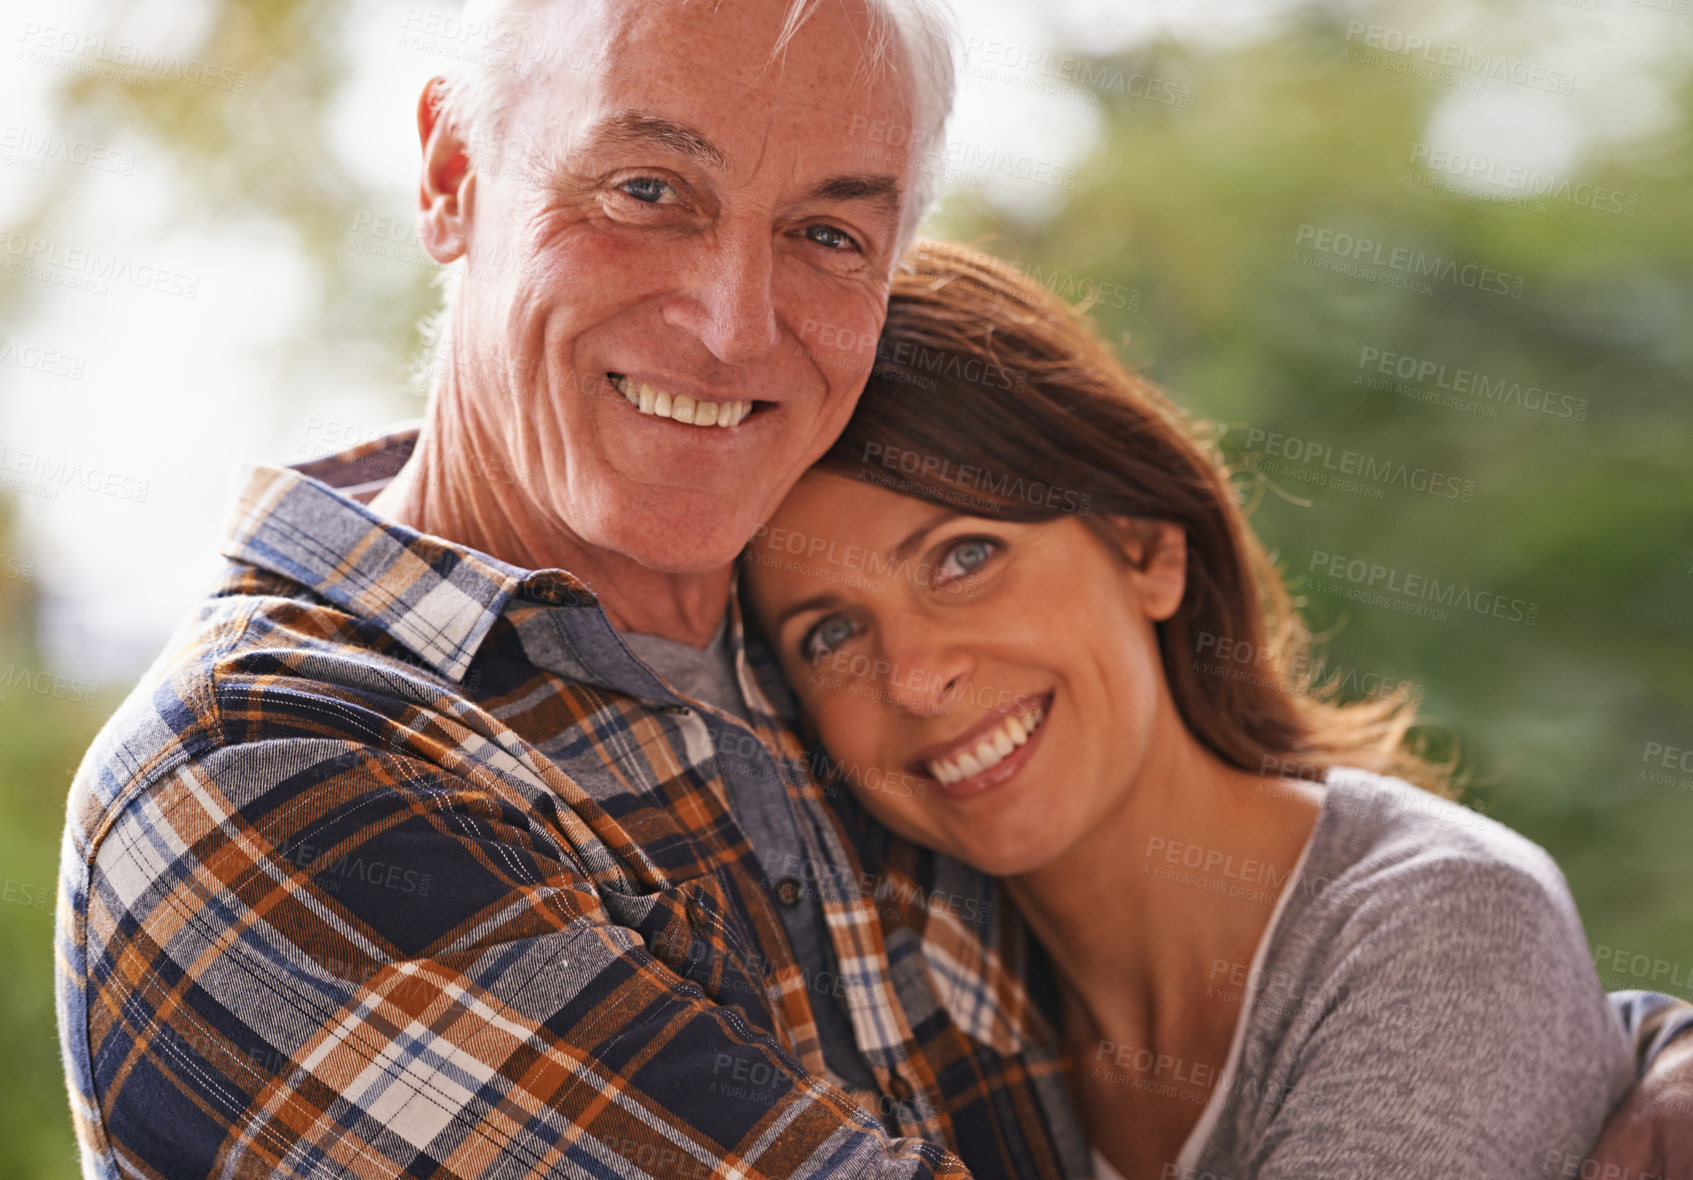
left=925, top=701, right=1048, bottom=786
left=611, top=374, right=752, bottom=427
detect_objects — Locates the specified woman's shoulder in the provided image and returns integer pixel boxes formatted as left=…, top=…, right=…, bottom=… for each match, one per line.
left=1258, top=766, right=1599, bottom=1011
left=1200, top=768, right=1635, bottom=1176
left=1294, top=766, right=1574, bottom=927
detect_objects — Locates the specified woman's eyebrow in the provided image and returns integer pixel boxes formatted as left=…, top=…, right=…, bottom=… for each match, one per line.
left=775, top=593, right=839, bottom=631
left=890, top=508, right=963, bottom=565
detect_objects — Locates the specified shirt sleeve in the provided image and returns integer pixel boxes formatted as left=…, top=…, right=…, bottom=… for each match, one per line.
left=1608, top=990, right=1693, bottom=1074
left=1247, top=857, right=1635, bottom=1180
left=78, top=738, right=967, bottom=1180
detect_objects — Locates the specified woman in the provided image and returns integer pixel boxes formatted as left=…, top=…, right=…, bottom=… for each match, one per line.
left=741, top=240, right=1633, bottom=1177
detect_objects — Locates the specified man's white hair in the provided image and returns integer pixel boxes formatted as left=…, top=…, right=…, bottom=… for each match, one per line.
left=435, top=0, right=959, bottom=255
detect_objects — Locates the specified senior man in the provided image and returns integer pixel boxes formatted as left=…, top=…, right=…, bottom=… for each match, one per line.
left=54, top=0, right=1693, bottom=1177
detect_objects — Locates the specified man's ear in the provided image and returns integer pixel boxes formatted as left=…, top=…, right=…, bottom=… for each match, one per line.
left=417, top=77, right=473, bottom=264
left=1110, top=517, right=1188, bottom=622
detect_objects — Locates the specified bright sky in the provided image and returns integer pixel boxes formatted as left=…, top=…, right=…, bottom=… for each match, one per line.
left=0, top=0, right=1682, bottom=685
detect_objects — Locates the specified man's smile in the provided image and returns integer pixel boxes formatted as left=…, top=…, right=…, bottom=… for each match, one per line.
left=608, top=372, right=769, bottom=428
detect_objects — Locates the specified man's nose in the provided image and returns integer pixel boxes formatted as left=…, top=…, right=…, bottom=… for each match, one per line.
left=665, top=224, right=781, bottom=366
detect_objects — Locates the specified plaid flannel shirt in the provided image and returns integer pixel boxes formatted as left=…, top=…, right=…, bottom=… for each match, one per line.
left=55, top=430, right=1091, bottom=1180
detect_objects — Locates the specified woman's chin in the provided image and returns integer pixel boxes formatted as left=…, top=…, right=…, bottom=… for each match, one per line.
left=967, top=842, right=1064, bottom=879
left=853, top=793, right=1074, bottom=878
left=923, top=822, right=1068, bottom=879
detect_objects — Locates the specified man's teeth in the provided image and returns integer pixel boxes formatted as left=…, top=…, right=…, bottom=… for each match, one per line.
left=925, top=701, right=1048, bottom=786
left=612, top=375, right=752, bottom=427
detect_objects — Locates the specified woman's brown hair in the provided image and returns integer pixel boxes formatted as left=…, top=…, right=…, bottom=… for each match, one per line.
left=817, top=239, right=1450, bottom=794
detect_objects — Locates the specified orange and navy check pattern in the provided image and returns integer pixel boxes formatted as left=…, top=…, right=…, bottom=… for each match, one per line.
left=55, top=431, right=1091, bottom=1180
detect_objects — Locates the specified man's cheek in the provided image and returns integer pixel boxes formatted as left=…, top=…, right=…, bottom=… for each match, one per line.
left=799, top=286, right=888, bottom=389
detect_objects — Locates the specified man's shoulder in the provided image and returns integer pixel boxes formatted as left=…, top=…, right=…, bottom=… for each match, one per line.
left=68, top=567, right=470, bottom=857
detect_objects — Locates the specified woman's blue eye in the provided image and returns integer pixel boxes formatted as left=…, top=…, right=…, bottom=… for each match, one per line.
left=805, top=224, right=857, bottom=251
left=620, top=177, right=672, bottom=204
left=935, top=538, right=999, bottom=587
left=802, top=614, right=859, bottom=660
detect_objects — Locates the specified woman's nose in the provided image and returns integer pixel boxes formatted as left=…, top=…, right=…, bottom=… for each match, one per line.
left=877, top=624, right=973, bottom=718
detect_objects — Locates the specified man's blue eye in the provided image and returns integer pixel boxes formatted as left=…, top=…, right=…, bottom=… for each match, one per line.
left=805, top=224, right=857, bottom=251
left=621, top=177, right=671, bottom=204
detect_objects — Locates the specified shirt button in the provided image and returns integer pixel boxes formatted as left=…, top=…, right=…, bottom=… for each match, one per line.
left=774, top=877, right=803, bottom=907
left=686, top=896, right=709, bottom=926
left=888, top=1075, right=915, bottom=1103
left=523, top=576, right=586, bottom=606
left=661, top=703, right=692, bottom=716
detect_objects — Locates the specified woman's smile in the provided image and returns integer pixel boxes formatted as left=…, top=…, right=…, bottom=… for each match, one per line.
left=908, top=689, right=1053, bottom=800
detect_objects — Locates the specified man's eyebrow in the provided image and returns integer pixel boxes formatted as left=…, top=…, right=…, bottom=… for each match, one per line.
left=890, top=508, right=962, bottom=565
left=580, top=109, right=729, bottom=171
left=805, top=173, right=903, bottom=213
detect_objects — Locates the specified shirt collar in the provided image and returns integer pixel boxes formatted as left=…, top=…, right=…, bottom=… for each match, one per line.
left=221, top=427, right=594, bottom=683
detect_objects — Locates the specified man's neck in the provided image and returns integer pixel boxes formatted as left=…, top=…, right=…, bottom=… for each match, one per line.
left=367, top=372, right=733, bottom=647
